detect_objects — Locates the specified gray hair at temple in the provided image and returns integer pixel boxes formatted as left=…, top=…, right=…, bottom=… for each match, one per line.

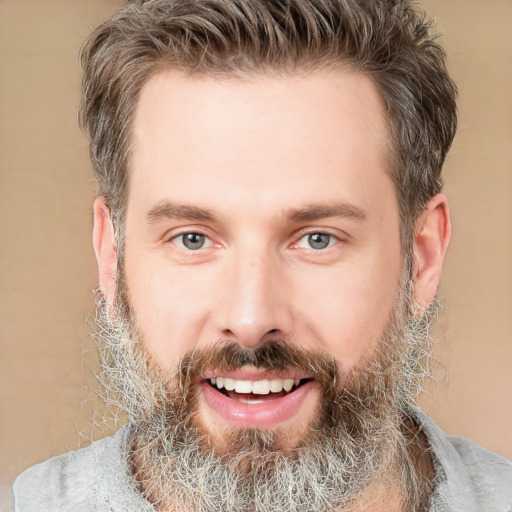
left=79, top=0, right=457, bottom=265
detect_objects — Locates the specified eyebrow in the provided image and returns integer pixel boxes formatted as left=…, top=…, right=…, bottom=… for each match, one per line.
left=146, top=200, right=368, bottom=225
left=286, top=202, right=368, bottom=222
left=146, top=201, right=216, bottom=223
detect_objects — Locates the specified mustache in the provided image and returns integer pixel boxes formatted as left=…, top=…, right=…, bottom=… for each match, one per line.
left=177, top=340, right=340, bottom=393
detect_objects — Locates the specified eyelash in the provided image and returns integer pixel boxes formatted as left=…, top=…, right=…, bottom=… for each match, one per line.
left=293, top=231, right=340, bottom=251
left=167, top=229, right=343, bottom=254
left=170, top=232, right=213, bottom=251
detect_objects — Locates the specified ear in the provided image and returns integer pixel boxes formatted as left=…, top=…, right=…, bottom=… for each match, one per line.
left=412, top=194, right=451, bottom=311
left=92, top=196, right=117, bottom=305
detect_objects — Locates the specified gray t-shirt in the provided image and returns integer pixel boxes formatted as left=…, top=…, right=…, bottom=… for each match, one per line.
left=12, top=408, right=512, bottom=511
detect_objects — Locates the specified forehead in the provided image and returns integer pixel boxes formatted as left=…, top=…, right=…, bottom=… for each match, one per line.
left=129, top=68, right=394, bottom=218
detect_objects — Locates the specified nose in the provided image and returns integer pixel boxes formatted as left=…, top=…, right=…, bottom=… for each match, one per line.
left=217, top=249, right=293, bottom=348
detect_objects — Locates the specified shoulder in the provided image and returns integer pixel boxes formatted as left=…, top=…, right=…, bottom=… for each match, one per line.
left=411, top=407, right=512, bottom=512
left=446, top=430, right=512, bottom=476
left=441, top=432, right=512, bottom=507
left=12, top=426, right=152, bottom=512
left=14, top=433, right=113, bottom=496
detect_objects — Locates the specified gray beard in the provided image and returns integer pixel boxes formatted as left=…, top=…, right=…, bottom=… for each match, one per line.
left=93, top=277, right=437, bottom=512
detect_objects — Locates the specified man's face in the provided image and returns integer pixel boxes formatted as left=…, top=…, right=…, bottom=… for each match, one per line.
left=92, top=68, right=450, bottom=510
left=118, top=68, right=403, bottom=447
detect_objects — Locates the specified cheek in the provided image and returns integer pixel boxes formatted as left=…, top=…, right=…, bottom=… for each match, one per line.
left=293, top=260, right=401, bottom=369
left=122, top=256, right=219, bottom=370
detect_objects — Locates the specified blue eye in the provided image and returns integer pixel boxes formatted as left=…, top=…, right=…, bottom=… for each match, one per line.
left=296, top=232, right=336, bottom=250
left=176, top=233, right=207, bottom=250
left=308, top=233, right=331, bottom=249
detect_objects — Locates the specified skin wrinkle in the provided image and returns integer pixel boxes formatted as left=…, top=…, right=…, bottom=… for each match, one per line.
left=92, top=268, right=438, bottom=512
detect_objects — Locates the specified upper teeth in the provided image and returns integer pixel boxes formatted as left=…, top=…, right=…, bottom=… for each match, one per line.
left=209, top=377, right=301, bottom=395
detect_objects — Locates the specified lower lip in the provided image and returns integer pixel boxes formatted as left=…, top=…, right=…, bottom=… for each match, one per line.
left=200, top=380, right=318, bottom=428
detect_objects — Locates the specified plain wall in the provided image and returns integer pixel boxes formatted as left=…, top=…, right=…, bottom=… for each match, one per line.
left=1, top=0, right=511, bottom=507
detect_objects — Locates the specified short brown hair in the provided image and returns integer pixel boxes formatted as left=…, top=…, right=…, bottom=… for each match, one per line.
left=80, top=0, right=457, bottom=257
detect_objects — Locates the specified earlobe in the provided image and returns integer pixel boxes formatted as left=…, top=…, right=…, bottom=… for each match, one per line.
left=412, top=194, right=451, bottom=311
left=92, top=196, right=118, bottom=305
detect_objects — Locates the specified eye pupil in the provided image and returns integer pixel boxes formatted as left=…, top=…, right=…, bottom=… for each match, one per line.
left=308, top=233, right=330, bottom=249
left=183, top=233, right=205, bottom=250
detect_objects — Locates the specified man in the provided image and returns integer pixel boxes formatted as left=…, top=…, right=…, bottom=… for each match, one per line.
left=12, top=0, right=512, bottom=511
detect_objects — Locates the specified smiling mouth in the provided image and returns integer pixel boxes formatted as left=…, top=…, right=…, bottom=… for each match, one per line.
left=199, top=363, right=321, bottom=428
left=206, top=376, right=313, bottom=404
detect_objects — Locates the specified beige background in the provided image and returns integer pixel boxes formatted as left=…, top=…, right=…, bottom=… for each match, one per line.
left=0, top=0, right=511, bottom=507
